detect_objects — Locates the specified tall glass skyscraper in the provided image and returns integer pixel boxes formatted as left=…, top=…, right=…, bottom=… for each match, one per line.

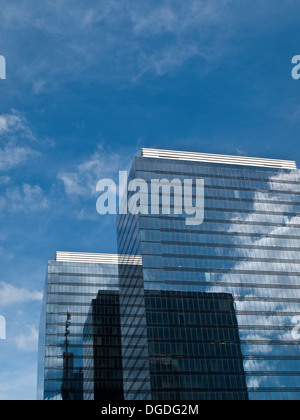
left=117, top=148, right=300, bottom=401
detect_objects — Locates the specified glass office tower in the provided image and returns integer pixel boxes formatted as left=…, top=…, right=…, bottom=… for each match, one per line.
left=117, top=148, right=300, bottom=401
left=37, top=252, right=142, bottom=400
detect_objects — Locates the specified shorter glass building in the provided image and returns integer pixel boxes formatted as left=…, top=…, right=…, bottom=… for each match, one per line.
left=37, top=252, right=142, bottom=401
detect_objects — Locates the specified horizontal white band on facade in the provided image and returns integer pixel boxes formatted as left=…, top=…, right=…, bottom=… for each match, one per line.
left=141, top=148, right=297, bottom=170
left=55, top=252, right=142, bottom=266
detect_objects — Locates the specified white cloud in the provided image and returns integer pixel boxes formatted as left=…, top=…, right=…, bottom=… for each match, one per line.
left=0, top=111, right=35, bottom=140
left=0, top=145, right=37, bottom=171
left=57, top=144, right=135, bottom=199
left=2, top=0, right=298, bottom=87
left=15, top=326, right=39, bottom=353
left=0, top=111, right=38, bottom=171
left=0, top=282, right=42, bottom=306
left=0, top=176, right=10, bottom=184
left=0, top=366, right=37, bottom=400
left=0, top=184, right=49, bottom=213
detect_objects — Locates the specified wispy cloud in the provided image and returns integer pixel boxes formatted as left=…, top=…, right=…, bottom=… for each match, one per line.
left=0, top=184, right=49, bottom=213
left=0, top=111, right=38, bottom=171
left=15, top=326, right=39, bottom=353
left=0, top=111, right=35, bottom=140
left=57, top=144, right=135, bottom=199
left=0, top=146, right=37, bottom=172
left=0, top=365, right=37, bottom=400
left=0, top=282, right=42, bottom=306
left=3, top=0, right=298, bottom=89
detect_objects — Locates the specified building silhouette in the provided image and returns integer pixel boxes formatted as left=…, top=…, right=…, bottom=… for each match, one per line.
left=83, top=291, right=124, bottom=401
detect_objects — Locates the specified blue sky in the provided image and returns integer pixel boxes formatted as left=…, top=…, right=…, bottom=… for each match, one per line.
left=0, top=0, right=300, bottom=400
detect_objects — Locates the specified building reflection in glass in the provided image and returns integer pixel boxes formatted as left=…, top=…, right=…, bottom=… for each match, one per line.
left=83, top=291, right=124, bottom=401
left=145, top=290, right=248, bottom=400
left=61, top=313, right=83, bottom=401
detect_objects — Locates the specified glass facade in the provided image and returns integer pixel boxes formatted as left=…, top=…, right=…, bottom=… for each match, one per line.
left=37, top=260, right=124, bottom=400
left=117, top=155, right=300, bottom=400
left=145, top=290, right=248, bottom=400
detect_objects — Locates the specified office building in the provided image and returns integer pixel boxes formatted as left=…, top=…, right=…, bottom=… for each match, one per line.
left=37, top=252, right=142, bottom=400
left=117, top=149, right=300, bottom=400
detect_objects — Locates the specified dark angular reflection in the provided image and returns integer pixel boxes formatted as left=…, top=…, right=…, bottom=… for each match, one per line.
left=145, top=290, right=248, bottom=401
left=83, top=291, right=124, bottom=401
